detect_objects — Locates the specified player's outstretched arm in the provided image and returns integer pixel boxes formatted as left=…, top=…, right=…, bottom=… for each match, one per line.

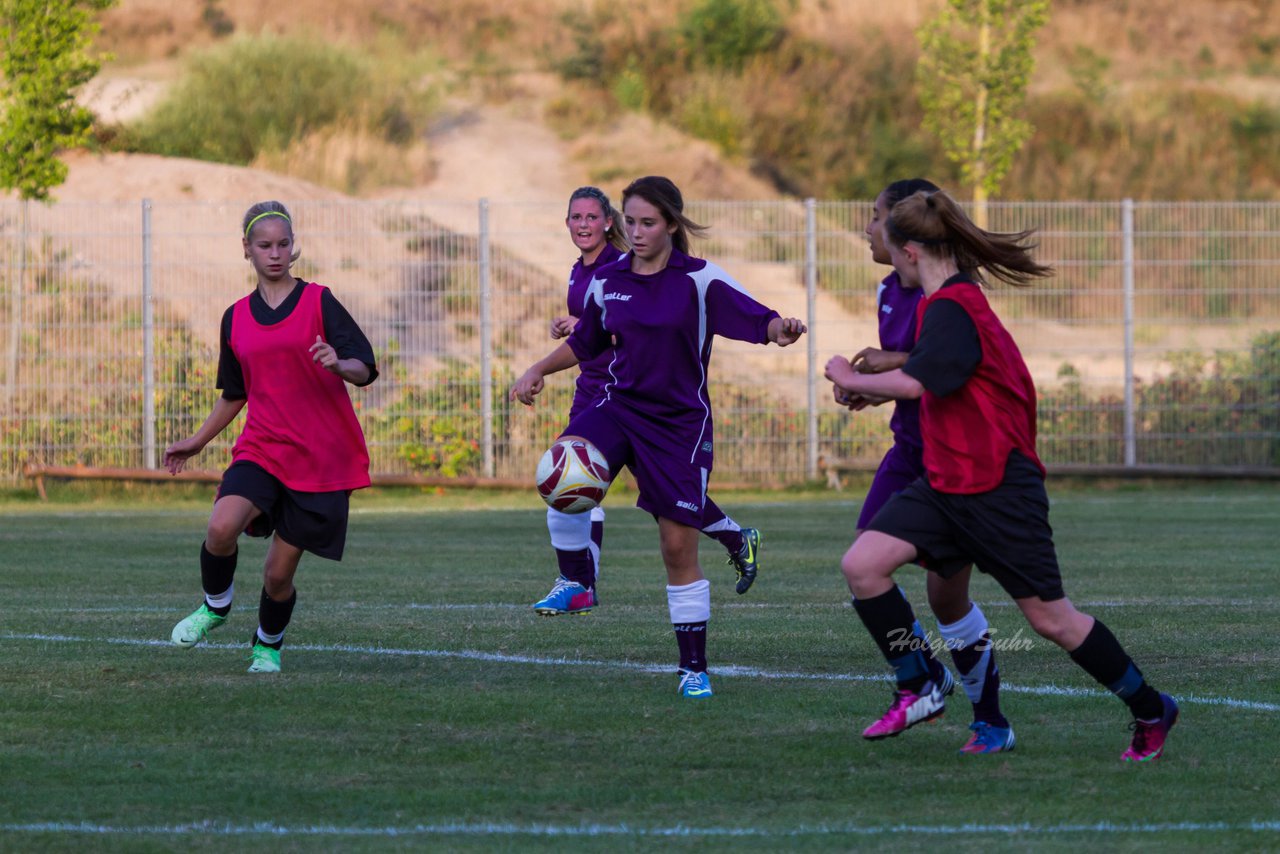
left=163, top=397, right=247, bottom=474
left=511, top=342, right=580, bottom=406
left=767, top=316, right=807, bottom=347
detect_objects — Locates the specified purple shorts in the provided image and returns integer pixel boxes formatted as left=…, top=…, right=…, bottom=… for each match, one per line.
left=562, top=402, right=710, bottom=528
left=857, top=441, right=925, bottom=530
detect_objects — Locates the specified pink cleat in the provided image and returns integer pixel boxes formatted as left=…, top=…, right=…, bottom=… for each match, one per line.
left=1121, top=693, right=1179, bottom=762
left=862, top=683, right=948, bottom=740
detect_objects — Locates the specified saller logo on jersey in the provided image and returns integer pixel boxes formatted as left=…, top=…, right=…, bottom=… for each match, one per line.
left=677, top=500, right=700, bottom=512
left=603, top=292, right=632, bottom=301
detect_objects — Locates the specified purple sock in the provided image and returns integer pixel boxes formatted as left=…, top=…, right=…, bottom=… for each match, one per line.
left=674, top=621, right=708, bottom=672
left=555, top=547, right=596, bottom=589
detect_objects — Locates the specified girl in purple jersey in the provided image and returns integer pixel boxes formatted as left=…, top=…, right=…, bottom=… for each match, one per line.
left=836, top=178, right=1014, bottom=754
left=513, top=176, right=806, bottom=698
left=533, top=187, right=765, bottom=617
left=826, top=189, right=1176, bottom=762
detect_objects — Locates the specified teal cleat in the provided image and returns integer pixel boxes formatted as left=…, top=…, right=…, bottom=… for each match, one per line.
left=678, top=668, right=713, bottom=699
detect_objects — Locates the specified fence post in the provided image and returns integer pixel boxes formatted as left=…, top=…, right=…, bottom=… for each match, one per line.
left=3, top=200, right=27, bottom=410
left=142, top=199, right=157, bottom=469
left=478, top=198, right=494, bottom=478
left=1122, top=198, right=1136, bottom=468
left=805, top=198, right=818, bottom=481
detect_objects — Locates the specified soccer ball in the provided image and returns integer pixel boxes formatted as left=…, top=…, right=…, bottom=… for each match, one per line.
left=536, top=438, right=611, bottom=514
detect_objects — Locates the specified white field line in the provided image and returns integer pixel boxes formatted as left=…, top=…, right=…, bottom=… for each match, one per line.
left=3, top=631, right=1278, bottom=713
left=12, top=595, right=1279, bottom=614
left=2, top=819, right=1278, bottom=839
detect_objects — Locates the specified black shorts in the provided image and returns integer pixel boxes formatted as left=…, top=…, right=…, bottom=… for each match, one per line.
left=867, top=451, right=1065, bottom=601
left=217, top=461, right=351, bottom=561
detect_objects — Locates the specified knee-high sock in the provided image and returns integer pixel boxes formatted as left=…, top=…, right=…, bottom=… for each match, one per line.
left=668, top=579, right=711, bottom=672
left=589, top=507, right=605, bottom=580
left=1069, top=619, right=1163, bottom=720
left=938, top=603, right=1007, bottom=727
left=699, top=498, right=744, bottom=554
left=200, top=542, right=236, bottom=615
left=852, top=586, right=930, bottom=693
left=256, top=587, right=296, bottom=649
left=546, top=507, right=596, bottom=588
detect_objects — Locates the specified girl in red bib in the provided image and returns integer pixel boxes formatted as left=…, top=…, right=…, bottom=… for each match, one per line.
left=825, top=189, right=1177, bottom=762
left=164, top=201, right=378, bottom=673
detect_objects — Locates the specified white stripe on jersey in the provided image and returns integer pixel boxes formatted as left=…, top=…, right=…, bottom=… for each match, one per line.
left=687, top=260, right=751, bottom=463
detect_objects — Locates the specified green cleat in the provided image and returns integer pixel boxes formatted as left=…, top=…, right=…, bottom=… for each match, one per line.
left=171, top=604, right=226, bottom=649
left=728, top=527, right=762, bottom=595
left=247, top=643, right=281, bottom=674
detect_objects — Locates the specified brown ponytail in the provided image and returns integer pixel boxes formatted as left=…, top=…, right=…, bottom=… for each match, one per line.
left=886, top=190, right=1053, bottom=287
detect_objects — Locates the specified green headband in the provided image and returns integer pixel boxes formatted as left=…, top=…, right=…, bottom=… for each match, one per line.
left=244, top=210, right=291, bottom=237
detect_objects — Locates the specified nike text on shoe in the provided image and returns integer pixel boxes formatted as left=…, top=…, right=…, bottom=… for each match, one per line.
left=729, top=527, right=762, bottom=595
left=959, top=721, right=1016, bottom=755
left=247, top=643, right=281, bottom=674
left=171, top=604, right=226, bottom=649
left=862, top=683, right=947, bottom=740
left=677, top=668, right=713, bottom=698
left=1121, top=693, right=1179, bottom=762
left=532, top=576, right=597, bottom=616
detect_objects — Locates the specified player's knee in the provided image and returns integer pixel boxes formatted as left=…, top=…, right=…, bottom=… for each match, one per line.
left=205, top=519, right=241, bottom=552
left=841, top=552, right=881, bottom=597
left=263, top=574, right=292, bottom=600
left=1025, top=610, right=1071, bottom=645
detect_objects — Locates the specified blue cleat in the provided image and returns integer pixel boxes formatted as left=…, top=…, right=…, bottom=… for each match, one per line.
left=533, top=576, right=597, bottom=616
left=959, top=721, right=1016, bottom=754
left=678, top=668, right=713, bottom=698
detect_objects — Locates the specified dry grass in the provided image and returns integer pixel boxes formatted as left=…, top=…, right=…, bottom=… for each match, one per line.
left=251, top=125, right=436, bottom=196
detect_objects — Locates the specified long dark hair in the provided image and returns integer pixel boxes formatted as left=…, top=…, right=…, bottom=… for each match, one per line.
left=886, top=190, right=1053, bottom=287
left=567, top=186, right=629, bottom=252
left=621, top=176, right=708, bottom=255
left=881, top=178, right=940, bottom=208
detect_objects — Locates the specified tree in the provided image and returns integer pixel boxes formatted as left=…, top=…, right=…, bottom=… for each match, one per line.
left=916, top=0, right=1049, bottom=224
left=0, top=0, right=115, bottom=201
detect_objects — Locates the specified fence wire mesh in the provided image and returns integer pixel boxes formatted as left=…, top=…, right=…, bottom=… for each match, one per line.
left=2, top=198, right=1277, bottom=485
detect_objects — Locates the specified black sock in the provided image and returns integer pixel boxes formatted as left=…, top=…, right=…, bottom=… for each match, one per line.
left=255, top=587, right=297, bottom=650
left=1069, top=619, right=1163, bottom=720
left=674, top=621, right=708, bottom=672
left=200, top=542, right=236, bottom=616
left=852, top=588, right=930, bottom=693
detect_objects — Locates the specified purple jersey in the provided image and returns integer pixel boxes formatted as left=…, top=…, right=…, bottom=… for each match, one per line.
left=566, top=249, right=779, bottom=460
left=877, top=271, right=924, bottom=453
left=567, top=243, right=624, bottom=417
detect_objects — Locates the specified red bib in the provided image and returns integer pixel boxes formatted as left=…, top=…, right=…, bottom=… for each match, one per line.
left=230, top=283, right=370, bottom=491
left=916, top=282, right=1044, bottom=493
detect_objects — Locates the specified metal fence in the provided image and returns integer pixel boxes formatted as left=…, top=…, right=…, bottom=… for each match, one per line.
left=2, top=198, right=1278, bottom=486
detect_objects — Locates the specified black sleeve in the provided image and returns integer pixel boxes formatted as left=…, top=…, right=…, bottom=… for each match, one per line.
left=215, top=305, right=246, bottom=400
left=321, top=289, right=378, bottom=387
left=901, top=299, right=982, bottom=398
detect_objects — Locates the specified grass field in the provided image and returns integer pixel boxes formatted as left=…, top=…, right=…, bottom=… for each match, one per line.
left=2, top=482, right=1278, bottom=851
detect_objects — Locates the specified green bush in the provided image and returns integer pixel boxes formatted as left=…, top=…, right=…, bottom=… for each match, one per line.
left=121, top=34, right=431, bottom=165
left=679, top=0, right=785, bottom=72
